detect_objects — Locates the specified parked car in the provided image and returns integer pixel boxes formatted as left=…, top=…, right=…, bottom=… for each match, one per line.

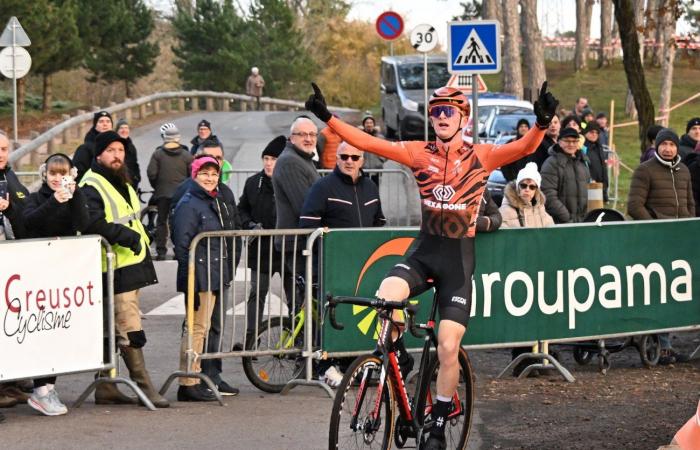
left=464, top=99, right=534, bottom=143
left=482, top=112, right=538, bottom=144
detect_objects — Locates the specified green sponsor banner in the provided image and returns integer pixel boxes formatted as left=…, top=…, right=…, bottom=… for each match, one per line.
left=322, top=219, right=700, bottom=353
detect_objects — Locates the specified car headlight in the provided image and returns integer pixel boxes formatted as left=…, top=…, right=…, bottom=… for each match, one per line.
left=403, top=98, right=419, bottom=112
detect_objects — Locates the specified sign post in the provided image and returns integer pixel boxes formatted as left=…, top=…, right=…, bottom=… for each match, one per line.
left=447, top=20, right=501, bottom=144
left=410, top=24, right=438, bottom=141
left=0, top=17, right=32, bottom=147
left=375, top=11, right=404, bottom=56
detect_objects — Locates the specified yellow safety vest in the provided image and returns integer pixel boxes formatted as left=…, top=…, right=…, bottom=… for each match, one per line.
left=79, top=169, right=148, bottom=271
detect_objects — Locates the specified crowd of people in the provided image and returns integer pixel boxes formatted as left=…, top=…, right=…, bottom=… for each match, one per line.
left=0, top=82, right=698, bottom=441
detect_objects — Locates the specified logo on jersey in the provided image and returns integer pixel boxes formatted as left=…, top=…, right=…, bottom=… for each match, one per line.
left=432, top=185, right=455, bottom=202
left=451, top=296, right=467, bottom=305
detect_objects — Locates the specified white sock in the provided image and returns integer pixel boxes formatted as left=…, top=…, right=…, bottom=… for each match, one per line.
left=35, top=386, right=49, bottom=397
left=436, top=395, right=452, bottom=403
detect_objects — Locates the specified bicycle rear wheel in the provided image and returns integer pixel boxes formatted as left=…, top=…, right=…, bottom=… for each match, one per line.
left=415, top=348, right=474, bottom=449
left=329, top=354, right=396, bottom=450
left=241, top=317, right=304, bottom=393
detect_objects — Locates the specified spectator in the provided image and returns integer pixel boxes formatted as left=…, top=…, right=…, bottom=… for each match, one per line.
left=0, top=131, right=28, bottom=241
left=358, top=112, right=386, bottom=187
left=627, top=128, right=694, bottom=364
left=246, top=67, right=265, bottom=110
left=147, top=123, right=193, bottom=260
left=318, top=124, right=341, bottom=170
left=190, top=119, right=223, bottom=156
left=22, top=154, right=89, bottom=416
left=476, top=189, right=502, bottom=232
left=540, top=127, right=590, bottom=223
left=73, top=110, right=113, bottom=181
left=528, top=115, right=560, bottom=171
left=172, top=157, right=234, bottom=401
left=582, top=122, right=609, bottom=202
left=116, top=118, right=141, bottom=190
left=237, top=136, right=291, bottom=346
left=685, top=141, right=700, bottom=216
left=561, top=114, right=581, bottom=132
left=573, top=97, right=588, bottom=117
left=596, top=112, right=609, bottom=147
left=501, top=118, right=532, bottom=182
left=641, top=124, right=664, bottom=163
left=580, top=108, right=595, bottom=129
left=679, top=117, right=700, bottom=159
left=79, top=131, right=168, bottom=408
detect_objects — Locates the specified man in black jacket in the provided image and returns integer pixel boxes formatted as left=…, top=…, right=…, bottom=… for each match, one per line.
left=582, top=122, right=609, bottom=202
left=190, top=119, right=223, bottom=155
left=0, top=132, right=28, bottom=240
left=73, top=110, right=113, bottom=181
left=528, top=114, right=560, bottom=170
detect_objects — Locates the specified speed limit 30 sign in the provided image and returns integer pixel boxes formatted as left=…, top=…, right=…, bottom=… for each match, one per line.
left=410, top=24, right=437, bottom=53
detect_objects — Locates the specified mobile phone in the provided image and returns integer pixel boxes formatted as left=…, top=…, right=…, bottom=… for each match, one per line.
left=61, top=176, right=73, bottom=199
left=0, top=180, right=7, bottom=200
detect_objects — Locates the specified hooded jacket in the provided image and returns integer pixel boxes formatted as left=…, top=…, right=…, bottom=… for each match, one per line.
left=499, top=181, right=554, bottom=228
left=679, top=134, right=697, bottom=160
left=584, top=138, right=609, bottom=202
left=627, top=153, right=695, bottom=220
left=238, top=170, right=277, bottom=270
left=147, top=143, right=193, bottom=199
left=73, top=128, right=100, bottom=182
left=540, top=145, right=590, bottom=223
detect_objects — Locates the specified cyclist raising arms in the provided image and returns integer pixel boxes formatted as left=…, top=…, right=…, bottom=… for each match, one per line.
left=306, top=82, right=558, bottom=449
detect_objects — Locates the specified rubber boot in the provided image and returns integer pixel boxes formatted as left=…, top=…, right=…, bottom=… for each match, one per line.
left=120, top=347, right=170, bottom=408
left=94, top=372, right=137, bottom=405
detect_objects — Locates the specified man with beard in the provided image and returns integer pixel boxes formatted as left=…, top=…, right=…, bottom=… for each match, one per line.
left=79, top=131, right=169, bottom=408
left=73, top=111, right=113, bottom=181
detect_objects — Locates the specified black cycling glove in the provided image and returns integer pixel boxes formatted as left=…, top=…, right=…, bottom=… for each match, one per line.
left=533, top=81, right=559, bottom=128
left=305, top=82, right=332, bottom=122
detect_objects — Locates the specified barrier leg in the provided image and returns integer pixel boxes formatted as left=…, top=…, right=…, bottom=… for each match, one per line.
left=497, top=352, right=575, bottom=382
left=74, top=376, right=157, bottom=411
left=158, top=371, right=225, bottom=406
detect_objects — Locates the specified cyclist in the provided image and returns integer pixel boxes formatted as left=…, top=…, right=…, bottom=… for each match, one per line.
left=306, top=82, right=558, bottom=449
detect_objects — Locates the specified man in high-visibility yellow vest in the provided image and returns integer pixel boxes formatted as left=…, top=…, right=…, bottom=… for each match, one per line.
left=80, top=131, right=169, bottom=408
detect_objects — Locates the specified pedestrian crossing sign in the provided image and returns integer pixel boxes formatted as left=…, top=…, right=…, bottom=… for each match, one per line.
left=447, top=20, right=501, bottom=74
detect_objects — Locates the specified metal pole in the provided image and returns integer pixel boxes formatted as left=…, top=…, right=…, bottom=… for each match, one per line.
left=12, top=22, right=18, bottom=146
left=423, top=53, right=428, bottom=141
left=390, top=41, right=394, bottom=57
left=471, top=74, right=479, bottom=144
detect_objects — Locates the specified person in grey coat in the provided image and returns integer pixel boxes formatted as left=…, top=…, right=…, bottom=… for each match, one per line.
left=540, top=127, right=590, bottom=224
left=147, top=123, right=193, bottom=259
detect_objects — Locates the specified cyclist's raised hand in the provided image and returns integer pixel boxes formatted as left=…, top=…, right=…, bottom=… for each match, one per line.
left=305, top=82, right=332, bottom=122
left=534, top=81, right=559, bottom=128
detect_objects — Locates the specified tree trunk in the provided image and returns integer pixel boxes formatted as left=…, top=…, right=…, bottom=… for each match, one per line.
left=42, top=74, right=52, bottom=113
left=501, top=0, right=523, bottom=99
left=613, top=0, right=656, bottom=154
left=634, top=0, right=646, bottom=63
left=599, top=0, right=613, bottom=67
left=657, top=0, right=677, bottom=126
left=574, top=0, right=589, bottom=71
left=125, top=80, right=131, bottom=100
left=482, top=0, right=503, bottom=24
left=646, top=0, right=659, bottom=63
left=520, top=0, right=546, bottom=102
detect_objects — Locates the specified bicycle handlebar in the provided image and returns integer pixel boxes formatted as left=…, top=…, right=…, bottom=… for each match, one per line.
left=138, top=189, right=154, bottom=204
left=326, top=294, right=421, bottom=336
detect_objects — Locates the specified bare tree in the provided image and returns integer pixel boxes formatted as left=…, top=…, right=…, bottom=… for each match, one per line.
left=483, top=0, right=503, bottom=24
left=648, top=0, right=664, bottom=65
left=599, top=0, right=614, bottom=67
left=501, top=0, right=523, bottom=98
left=520, top=0, right=546, bottom=102
left=658, top=0, right=680, bottom=126
left=613, top=0, right=656, bottom=154
left=626, top=0, right=648, bottom=118
left=574, top=0, right=594, bottom=71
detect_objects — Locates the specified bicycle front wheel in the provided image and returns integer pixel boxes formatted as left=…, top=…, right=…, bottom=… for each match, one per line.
left=415, top=348, right=474, bottom=449
left=329, top=354, right=396, bottom=450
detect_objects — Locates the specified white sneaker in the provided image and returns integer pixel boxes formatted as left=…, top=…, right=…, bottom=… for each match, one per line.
left=28, top=390, right=67, bottom=416
left=323, top=366, right=344, bottom=388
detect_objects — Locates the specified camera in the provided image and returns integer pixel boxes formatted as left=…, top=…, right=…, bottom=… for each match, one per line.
left=61, top=175, right=73, bottom=199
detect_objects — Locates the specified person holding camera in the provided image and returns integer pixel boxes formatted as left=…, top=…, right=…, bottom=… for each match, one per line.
left=22, top=153, right=90, bottom=416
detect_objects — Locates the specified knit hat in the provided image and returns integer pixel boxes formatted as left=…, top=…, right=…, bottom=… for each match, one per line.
left=516, top=118, right=530, bottom=129
left=686, top=117, right=700, bottom=134
left=646, top=124, right=664, bottom=143
left=516, top=162, right=542, bottom=188
left=361, top=112, right=375, bottom=127
left=583, top=121, right=600, bottom=135
left=559, top=127, right=579, bottom=140
left=94, top=131, right=128, bottom=157
left=198, top=119, right=211, bottom=130
left=92, top=110, right=113, bottom=128
left=116, top=118, right=129, bottom=129
left=262, top=135, right=286, bottom=158
left=581, top=108, right=594, bottom=118
left=191, top=155, right=220, bottom=178
left=655, top=128, right=680, bottom=150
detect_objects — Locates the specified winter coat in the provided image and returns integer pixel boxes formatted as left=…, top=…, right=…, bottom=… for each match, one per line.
left=683, top=152, right=700, bottom=217
left=81, top=161, right=158, bottom=294
left=527, top=135, right=557, bottom=171
left=299, top=166, right=386, bottom=229
left=499, top=182, right=554, bottom=228
left=246, top=74, right=265, bottom=97
left=318, top=127, right=342, bottom=170
left=23, top=183, right=89, bottom=238
left=475, top=189, right=502, bottom=232
left=146, top=144, right=193, bottom=200
left=73, top=128, right=99, bottom=182
left=679, top=134, right=697, bottom=160
left=627, top=154, right=695, bottom=220
left=0, top=166, right=29, bottom=239
left=272, top=142, right=320, bottom=230
left=238, top=170, right=277, bottom=270
left=641, top=145, right=655, bottom=163
left=359, top=128, right=386, bottom=170
left=584, top=139, right=609, bottom=202
left=190, top=134, right=223, bottom=156
left=540, top=145, right=590, bottom=224
left=124, top=137, right=141, bottom=190
left=172, top=182, right=234, bottom=294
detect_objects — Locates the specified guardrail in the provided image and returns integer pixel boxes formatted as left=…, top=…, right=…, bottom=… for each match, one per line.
left=9, top=90, right=359, bottom=167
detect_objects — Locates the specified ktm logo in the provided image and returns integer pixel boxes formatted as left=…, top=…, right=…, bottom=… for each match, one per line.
left=432, top=184, right=455, bottom=202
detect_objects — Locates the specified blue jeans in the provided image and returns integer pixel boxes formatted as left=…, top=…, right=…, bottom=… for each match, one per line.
left=659, top=333, right=671, bottom=350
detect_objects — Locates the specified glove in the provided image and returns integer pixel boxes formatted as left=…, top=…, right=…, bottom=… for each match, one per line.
left=121, top=228, right=142, bottom=255
left=533, top=81, right=559, bottom=128
left=305, top=82, right=332, bottom=122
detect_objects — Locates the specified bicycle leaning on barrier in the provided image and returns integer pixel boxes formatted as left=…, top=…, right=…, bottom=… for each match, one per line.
left=326, top=292, right=474, bottom=450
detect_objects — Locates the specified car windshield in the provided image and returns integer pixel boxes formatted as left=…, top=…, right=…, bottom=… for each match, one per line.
left=490, top=115, right=537, bottom=137
left=397, top=63, right=450, bottom=90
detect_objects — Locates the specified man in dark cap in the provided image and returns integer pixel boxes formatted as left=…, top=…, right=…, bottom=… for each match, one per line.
left=73, top=110, right=113, bottom=181
left=680, top=117, right=700, bottom=159
left=190, top=119, right=222, bottom=155
left=628, top=128, right=694, bottom=365
left=79, top=131, right=169, bottom=408
left=582, top=121, right=609, bottom=202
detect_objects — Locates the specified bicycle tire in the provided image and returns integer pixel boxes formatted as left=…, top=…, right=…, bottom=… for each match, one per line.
left=329, top=354, right=396, bottom=450
left=415, top=348, right=474, bottom=450
left=241, top=317, right=304, bottom=393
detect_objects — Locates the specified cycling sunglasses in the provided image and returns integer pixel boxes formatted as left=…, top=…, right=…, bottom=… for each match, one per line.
left=429, top=105, right=458, bottom=118
left=519, top=182, right=538, bottom=191
left=339, top=154, right=361, bottom=161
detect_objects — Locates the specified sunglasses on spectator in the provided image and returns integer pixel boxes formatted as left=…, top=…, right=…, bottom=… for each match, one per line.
left=518, top=183, right=538, bottom=191
left=429, top=105, right=458, bottom=118
left=291, top=132, right=318, bottom=139
left=339, top=154, right=361, bottom=161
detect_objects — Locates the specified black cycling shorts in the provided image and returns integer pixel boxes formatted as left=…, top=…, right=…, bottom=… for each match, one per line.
left=386, top=233, right=474, bottom=327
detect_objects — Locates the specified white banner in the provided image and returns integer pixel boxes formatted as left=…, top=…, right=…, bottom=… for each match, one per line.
left=0, top=236, right=104, bottom=380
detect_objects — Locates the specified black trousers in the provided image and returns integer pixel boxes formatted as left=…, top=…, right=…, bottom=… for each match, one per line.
left=155, top=197, right=171, bottom=256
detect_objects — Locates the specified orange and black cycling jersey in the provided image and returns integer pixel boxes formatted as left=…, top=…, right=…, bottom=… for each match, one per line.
left=326, top=116, right=545, bottom=238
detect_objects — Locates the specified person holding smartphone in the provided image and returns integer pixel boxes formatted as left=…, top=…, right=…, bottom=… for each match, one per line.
left=0, top=131, right=28, bottom=241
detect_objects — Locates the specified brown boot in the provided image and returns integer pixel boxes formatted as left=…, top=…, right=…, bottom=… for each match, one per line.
left=121, top=347, right=170, bottom=408
left=0, top=393, right=18, bottom=408
left=94, top=372, right=137, bottom=405
left=0, top=385, right=29, bottom=403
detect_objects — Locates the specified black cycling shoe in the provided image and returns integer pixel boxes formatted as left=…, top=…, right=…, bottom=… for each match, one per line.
left=177, top=384, right=217, bottom=402
left=420, top=434, right=447, bottom=450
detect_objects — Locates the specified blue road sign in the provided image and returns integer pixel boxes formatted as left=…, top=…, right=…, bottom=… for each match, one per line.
left=447, top=20, right=501, bottom=74
left=375, top=11, right=404, bottom=41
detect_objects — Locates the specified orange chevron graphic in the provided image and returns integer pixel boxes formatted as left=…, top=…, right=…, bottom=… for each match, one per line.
left=354, top=237, right=415, bottom=295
